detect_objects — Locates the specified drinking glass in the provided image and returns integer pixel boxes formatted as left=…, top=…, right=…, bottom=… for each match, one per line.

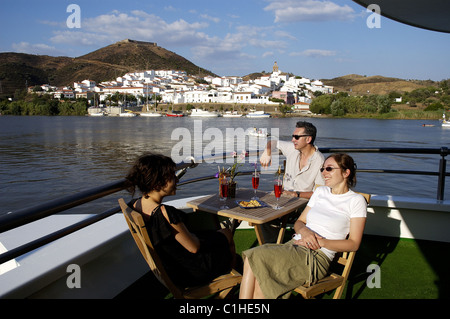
left=219, top=177, right=229, bottom=209
left=274, top=178, right=283, bottom=210
left=251, top=171, right=260, bottom=200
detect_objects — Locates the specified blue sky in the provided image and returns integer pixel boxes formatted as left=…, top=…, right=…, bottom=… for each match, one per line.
left=1, top=0, right=449, bottom=81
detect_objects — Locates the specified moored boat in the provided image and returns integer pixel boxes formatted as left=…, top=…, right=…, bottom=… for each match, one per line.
left=223, top=111, right=243, bottom=118
left=442, top=113, right=450, bottom=127
left=89, top=112, right=106, bottom=117
left=246, top=127, right=270, bottom=137
left=166, top=111, right=184, bottom=117
left=140, top=112, right=162, bottom=117
left=246, top=110, right=270, bottom=118
left=189, top=109, right=219, bottom=117
left=119, top=112, right=137, bottom=117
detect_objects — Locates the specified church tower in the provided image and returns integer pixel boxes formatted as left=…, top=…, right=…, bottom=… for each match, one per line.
left=273, top=61, right=279, bottom=73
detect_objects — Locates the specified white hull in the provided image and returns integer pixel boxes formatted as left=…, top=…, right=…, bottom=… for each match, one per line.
left=119, top=113, right=136, bottom=117
left=190, top=109, right=219, bottom=117
left=223, top=112, right=243, bottom=118
left=139, top=112, right=162, bottom=117
left=246, top=111, right=270, bottom=118
left=442, top=113, right=450, bottom=127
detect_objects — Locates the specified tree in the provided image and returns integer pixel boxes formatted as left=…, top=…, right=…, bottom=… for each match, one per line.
left=363, top=95, right=390, bottom=114
left=424, top=102, right=444, bottom=111
left=375, top=95, right=392, bottom=114
left=310, top=94, right=334, bottom=114
left=330, top=99, right=346, bottom=116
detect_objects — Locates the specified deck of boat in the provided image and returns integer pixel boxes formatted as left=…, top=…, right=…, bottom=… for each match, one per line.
left=115, top=229, right=450, bottom=299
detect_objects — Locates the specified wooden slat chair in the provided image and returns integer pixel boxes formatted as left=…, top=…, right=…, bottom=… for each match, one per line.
left=294, top=192, right=371, bottom=299
left=118, top=198, right=242, bottom=299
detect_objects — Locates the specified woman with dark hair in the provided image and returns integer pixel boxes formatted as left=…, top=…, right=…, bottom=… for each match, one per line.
left=239, top=153, right=367, bottom=299
left=125, top=153, right=237, bottom=287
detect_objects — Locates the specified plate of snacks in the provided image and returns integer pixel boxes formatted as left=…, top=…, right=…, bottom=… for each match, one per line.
left=236, top=199, right=268, bottom=209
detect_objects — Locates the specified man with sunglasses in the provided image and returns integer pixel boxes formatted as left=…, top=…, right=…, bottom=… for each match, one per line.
left=259, top=121, right=325, bottom=242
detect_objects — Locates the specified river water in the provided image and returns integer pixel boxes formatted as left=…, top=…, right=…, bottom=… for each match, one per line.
left=0, top=115, right=449, bottom=216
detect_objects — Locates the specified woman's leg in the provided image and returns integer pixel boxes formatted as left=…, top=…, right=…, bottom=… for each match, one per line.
left=239, top=257, right=265, bottom=299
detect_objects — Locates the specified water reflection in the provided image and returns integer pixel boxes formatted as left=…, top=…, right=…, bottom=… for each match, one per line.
left=0, top=116, right=448, bottom=215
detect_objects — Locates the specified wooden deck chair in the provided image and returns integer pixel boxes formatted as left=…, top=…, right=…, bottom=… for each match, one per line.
left=294, top=192, right=370, bottom=299
left=118, top=198, right=242, bottom=299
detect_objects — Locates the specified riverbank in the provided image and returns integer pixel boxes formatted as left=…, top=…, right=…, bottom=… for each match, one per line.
left=160, top=102, right=448, bottom=120
left=337, top=110, right=446, bottom=120
left=1, top=98, right=447, bottom=120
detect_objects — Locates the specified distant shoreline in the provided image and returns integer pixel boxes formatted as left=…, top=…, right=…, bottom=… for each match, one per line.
left=0, top=110, right=445, bottom=121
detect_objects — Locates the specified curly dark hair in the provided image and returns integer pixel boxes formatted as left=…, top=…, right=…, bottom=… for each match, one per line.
left=125, top=153, right=176, bottom=198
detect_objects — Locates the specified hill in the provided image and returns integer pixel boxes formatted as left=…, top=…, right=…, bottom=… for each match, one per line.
left=321, top=74, right=433, bottom=95
left=0, top=39, right=215, bottom=97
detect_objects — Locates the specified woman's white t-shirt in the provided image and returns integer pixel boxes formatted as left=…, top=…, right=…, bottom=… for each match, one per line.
left=306, top=186, right=367, bottom=260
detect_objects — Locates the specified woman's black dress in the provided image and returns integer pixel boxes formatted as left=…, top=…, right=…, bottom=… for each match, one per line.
left=132, top=199, right=232, bottom=287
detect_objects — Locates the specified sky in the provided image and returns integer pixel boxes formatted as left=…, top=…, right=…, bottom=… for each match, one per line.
left=1, top=0, right=449, bottom=81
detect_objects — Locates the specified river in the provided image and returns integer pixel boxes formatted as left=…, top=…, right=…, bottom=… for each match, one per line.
left=0, top=115, right=449, bottom=216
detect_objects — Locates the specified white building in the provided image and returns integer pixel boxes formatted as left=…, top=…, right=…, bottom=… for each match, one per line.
left=49, top=64, right=333, bottom=107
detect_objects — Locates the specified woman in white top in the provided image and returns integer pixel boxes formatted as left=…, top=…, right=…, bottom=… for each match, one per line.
left=239, top=153, right=367, bottom=299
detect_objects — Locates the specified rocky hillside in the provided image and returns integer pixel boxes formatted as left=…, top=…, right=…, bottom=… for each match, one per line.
left=0, top=39, right=215, bottom=97
left=321, top=74, right=433, bottom=95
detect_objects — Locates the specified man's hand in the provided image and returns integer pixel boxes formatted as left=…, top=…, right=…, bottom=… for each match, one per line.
left=260, top=150, right=272, bottom=168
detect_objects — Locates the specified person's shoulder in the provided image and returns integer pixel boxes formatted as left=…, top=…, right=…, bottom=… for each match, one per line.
left=162, top=204, right=183, bottom=214
left=314, top=185, right=329, bottom=195
left=160, top=204, right=186, bottom=222
left=278, top=140, right=292, bottom=148
left=278, top=140, right=295, bottom=154
left=348, top=190, right=368, bottom=205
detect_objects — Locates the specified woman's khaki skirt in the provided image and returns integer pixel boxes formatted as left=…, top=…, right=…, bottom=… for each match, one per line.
left=242, top=239, right=331, bottom=299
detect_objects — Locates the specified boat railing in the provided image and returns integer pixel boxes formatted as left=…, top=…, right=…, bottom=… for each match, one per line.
left=0, top=147, right=448, bottom=265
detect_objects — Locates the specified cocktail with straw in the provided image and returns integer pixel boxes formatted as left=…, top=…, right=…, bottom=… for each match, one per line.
left=273, top=165, right=283, bottom=209
left=251, top=163, right=260, bottom=200
left=219, top=175, right=229, bottom=209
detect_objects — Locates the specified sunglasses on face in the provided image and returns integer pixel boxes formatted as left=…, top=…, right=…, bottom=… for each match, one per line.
left=292, top=134, right=310, bottom=140
left=320, top=167, right=341, bottom=172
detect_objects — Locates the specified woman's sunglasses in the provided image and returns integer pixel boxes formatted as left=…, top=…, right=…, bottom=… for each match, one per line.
left=320, top=167, right=341, bottom=172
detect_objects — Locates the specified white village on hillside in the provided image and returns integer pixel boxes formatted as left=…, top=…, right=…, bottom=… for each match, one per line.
left=31, top=62, right=333, bottom=116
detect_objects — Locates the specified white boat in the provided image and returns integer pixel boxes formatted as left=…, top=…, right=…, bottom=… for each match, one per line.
left=119, top=112, right=137, bottom=117
left=246, top=110, right=270, bottom=118
left=189, top=109, right=219, bottom=117
left=223, top=111, right=243, bottom=118
left=89, top=112, right=105, bottom=117
left=246, top=128, right=270, bottom=137
left=139, top=112, right=162, bottom=117
left=442, top=113, right=450, bottom=127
